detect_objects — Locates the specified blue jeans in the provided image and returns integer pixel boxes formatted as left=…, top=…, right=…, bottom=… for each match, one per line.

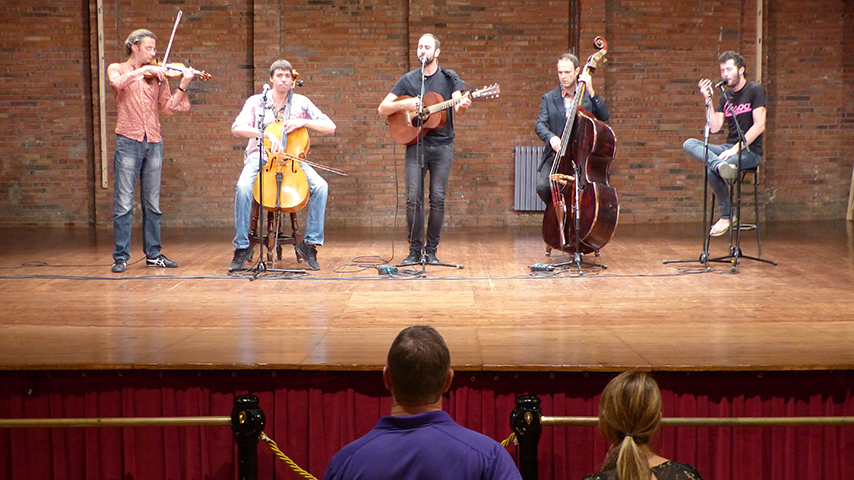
left=233, top=158, right=327, bottom=249
left=112, top=134, right=164, bottom=261
left=683, top=139, right=761, bottom=220
left=405, top=143, right=453, bottom=254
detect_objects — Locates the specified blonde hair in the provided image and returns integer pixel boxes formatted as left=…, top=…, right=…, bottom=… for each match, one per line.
left=597, top=371, right=662, bottom=480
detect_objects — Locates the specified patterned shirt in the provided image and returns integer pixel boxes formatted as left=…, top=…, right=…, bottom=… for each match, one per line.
left=584, top=460, right=704, bottom=480
left=107, top=61, right=190, bottom=143
left=232, top=92, right=331, bottom=164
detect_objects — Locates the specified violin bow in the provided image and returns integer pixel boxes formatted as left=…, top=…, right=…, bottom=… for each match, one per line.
left=161, top=10, right=182, bottom=67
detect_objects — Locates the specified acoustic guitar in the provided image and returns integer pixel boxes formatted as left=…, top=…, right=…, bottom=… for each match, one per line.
left=386, top=84, right=500, bottom=145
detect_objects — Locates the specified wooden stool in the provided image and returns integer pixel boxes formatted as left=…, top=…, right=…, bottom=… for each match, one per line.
left=250, top=201, right=302, bottom=263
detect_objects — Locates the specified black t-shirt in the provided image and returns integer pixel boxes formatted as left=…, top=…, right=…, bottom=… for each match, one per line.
left=715, top=80, right=766, bottom=156
left=390, top=67, right=465, bottom=146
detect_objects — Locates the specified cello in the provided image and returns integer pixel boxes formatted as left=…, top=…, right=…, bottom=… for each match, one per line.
left=250, top=75, right=310, bottom=266
left=542, top=37, right=619, bottom=259
left=253, top=70, right=346, bottom=213
left=253, top=122, right=311, bottom=213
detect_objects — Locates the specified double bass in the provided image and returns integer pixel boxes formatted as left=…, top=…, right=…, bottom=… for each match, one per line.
left=542, top=37, right=619, bottom=257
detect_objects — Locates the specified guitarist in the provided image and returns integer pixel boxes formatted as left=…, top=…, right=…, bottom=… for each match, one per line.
left=535, top=53, right=610, bottom=206
left=378, top=33, right=472, bottom=266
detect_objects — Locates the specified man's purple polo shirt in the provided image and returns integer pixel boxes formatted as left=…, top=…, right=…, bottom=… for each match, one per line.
left=323, top=410, right=522, bottom=480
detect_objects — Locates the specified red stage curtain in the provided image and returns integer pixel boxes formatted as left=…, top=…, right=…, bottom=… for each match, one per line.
left=1, top=370, right=852, bottom=480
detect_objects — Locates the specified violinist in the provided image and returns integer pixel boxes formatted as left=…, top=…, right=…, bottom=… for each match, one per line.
left=229, top=60, right=336, bottom=272
left=683, top=51, right=766, bottom=237
left=535, top=53, right=610, bottom=207
left=107, top=29, right=195, bottom=273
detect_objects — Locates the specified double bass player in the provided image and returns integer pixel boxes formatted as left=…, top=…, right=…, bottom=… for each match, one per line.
left=535, top=53, right=610, bottom=207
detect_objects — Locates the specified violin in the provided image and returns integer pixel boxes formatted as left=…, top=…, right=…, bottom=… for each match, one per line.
left=146, top=58, right=212, bottom=81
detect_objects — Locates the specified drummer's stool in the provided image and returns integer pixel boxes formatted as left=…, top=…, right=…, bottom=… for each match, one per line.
left=250, top=201, right=302, bottom=263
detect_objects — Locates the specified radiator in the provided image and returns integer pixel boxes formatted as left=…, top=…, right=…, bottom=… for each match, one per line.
left=514, top=146, right=546, bottom=211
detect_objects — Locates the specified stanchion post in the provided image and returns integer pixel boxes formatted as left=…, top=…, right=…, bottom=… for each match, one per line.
left=232, top=394, right=266, bottom=480
left=510, top=394, right=542, bottom=480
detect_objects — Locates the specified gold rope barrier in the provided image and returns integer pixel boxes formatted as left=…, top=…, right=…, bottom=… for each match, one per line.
left=260, top=432, right=317, bottom=480
left=541, top=416, right=854, bottom=427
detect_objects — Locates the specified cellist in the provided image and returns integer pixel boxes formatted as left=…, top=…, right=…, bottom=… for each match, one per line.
left=230, top=60, right=336, bottom=271
left=535, top=53, right=610, bottom=207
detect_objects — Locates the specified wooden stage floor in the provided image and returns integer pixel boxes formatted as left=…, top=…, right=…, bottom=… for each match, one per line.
left=0, top=221, right=853, bottom=372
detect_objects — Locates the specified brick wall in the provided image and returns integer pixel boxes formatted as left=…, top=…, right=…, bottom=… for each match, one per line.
left=1, top=0, right=852, bottom=227
left=1, top=1, right=96, bottom=225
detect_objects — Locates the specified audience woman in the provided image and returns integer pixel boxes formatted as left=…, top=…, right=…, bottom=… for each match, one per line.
left=584, top=371, right=704, bottom=480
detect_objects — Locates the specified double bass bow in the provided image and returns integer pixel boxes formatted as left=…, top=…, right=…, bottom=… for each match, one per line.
left=542, top=36, right=619, bottom=257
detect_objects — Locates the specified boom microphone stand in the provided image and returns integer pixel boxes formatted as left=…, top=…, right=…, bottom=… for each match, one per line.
left=246, top=84, right=305, bottom=277
left=707, top=84, right=777, bottom=272
left=546, top=140, right=608, bottom=275
left=543, top=82, right=607, bottom=275
left=663, top=84, right=715, bottom=270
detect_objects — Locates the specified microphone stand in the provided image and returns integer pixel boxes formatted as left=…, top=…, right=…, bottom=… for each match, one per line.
left=550, top=100, right=606, bottom=275
left=663, top=85, right=714, bottom=270
left=707, top=85, right=777, bottom=272
left=396, top=55, right=464, bottom=276
left=546, top=160, right=604, bottom=274
left=246, top=85, right=305, bottom=277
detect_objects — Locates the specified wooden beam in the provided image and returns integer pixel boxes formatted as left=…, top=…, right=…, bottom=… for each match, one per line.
left=96, top=0, right=108, bottom=189
left=756, top=0, right=763, bottom=83
left=847, top=161, right=854, bottom=221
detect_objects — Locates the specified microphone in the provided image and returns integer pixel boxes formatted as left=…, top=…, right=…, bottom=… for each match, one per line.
left=421, top=54, right=428, bottom=65
left=715, top=80, right=727, bottom=89
left=262, top=83, right=270, bottom=94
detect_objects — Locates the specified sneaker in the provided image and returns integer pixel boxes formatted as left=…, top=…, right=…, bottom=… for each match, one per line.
left=111, top=259, right=127, bottom=273
left=228, top=247, right=255, bottom=272
left=294, top=241, right=320, bottom=270
left=146, top=254, right=178, bottom=268
left=402, top=249, right=422, bottom=265
left=718, top=163, right=738, bottom=180
left=425, top=252, right=441, bottom=265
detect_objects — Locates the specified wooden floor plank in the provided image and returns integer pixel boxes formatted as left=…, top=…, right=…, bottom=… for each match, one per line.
left=0, top=221, right=852, bottom=371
